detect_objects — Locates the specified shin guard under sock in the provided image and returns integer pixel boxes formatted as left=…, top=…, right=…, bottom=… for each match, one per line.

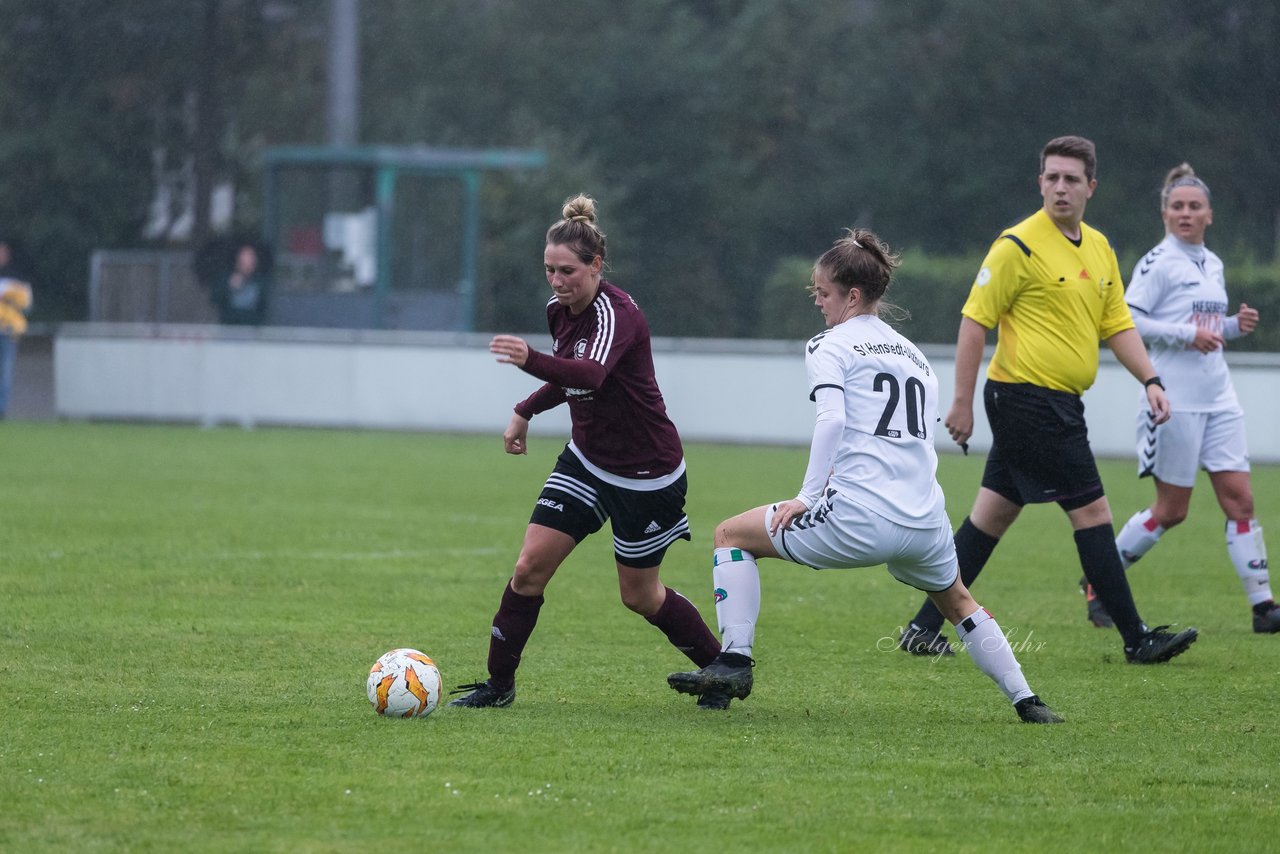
left=1075, top=524, right=1145, bottom=647
left=1115, top=508, right=1164, bottom=569
left=712, top=547, right=761, bottom=657
left=646, top=586, right=721, bottom=667
left=1226, top=519, right=1272, bottom=606
left=954, top=606, right=1033, bottom=704
left=486, top=581, right=544, bottom=691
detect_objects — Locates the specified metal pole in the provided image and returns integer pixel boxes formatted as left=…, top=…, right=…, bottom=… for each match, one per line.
left=326, top=0, right=360, bottom=146
left=374, top=167, right=396, bottom=328
left=262, top=163, right=278, bottom=250
left=460, top=172, right=480, bottom=332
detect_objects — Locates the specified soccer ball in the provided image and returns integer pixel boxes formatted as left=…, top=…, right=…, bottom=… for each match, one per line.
left=366, top=648, right=442, bottom=718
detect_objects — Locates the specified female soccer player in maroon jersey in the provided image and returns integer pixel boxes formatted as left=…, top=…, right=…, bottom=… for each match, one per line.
left=449, top=195, right=720, bottom=708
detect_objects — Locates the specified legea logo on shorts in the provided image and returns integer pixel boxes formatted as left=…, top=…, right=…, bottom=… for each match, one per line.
left=975, top=267, right=992, bottom=287
left=536, top=498, right=565, bottom=511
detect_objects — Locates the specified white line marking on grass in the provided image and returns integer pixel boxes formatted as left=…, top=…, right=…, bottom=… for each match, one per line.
left=207, top=547, right=503, bottom=562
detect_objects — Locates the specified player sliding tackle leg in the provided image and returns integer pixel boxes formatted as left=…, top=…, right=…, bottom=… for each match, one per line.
left=668, top=505, right=1063, bottom=723
left=670, top=227, right=1061, bottom=721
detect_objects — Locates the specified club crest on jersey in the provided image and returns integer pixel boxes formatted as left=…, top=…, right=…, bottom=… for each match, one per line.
left=574, top=339, right=589, bottom=359
left=975, top=267, right=992, bottom=287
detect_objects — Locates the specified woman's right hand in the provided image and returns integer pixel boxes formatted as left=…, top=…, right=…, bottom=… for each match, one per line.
left=490, top=334, right=530, bottom=367
left=769, top=499, right=810, bottom=536
left=1191, top=324, right=1224, bottom=353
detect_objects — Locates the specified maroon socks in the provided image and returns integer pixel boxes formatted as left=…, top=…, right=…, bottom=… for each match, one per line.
left=646, top=586, right=720, bottom=667
left=486, top=581, right=719, bottom=691
left=486, top=581, right=544, bottom=691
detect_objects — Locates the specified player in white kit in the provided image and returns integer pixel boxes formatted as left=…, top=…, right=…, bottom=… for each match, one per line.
left=667, top=229, right=1062, bottom=722
left=1088, top=164, right=1278, bottom=633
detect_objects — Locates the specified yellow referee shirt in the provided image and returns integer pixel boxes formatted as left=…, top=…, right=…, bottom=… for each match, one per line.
left=962, top=208, right=1133, bottom=396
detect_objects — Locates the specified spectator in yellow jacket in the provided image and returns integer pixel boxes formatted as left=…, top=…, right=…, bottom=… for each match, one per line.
left=0, top=239, right=33, bottom=418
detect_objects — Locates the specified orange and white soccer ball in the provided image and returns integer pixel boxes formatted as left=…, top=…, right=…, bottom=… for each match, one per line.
left=366, top=648, right=442, bottom=718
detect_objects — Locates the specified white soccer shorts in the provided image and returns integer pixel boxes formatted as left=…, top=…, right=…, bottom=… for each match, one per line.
left=765, top=491, right=959, bottom=592
left=1136, top=408, right=1250, bottom=487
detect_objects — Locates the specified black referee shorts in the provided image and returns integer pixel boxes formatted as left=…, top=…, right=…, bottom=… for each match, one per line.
left=980, top=380, right=1105, bottom=511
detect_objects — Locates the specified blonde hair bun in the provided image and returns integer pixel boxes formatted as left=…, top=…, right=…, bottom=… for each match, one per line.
left=561, top=194, right=597, bottom=225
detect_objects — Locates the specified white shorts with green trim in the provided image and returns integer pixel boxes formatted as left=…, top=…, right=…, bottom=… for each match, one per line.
left=765, top=489, right=958, bottom=592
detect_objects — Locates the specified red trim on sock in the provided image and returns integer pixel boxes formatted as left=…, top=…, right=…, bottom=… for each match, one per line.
left=1236, top=519, right=1252, bottom=535
left=1143, top=516, right=1161, bottom=532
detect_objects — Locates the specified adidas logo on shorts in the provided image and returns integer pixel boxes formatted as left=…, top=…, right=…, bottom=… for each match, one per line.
left=643, top=520, right=661, bottom=534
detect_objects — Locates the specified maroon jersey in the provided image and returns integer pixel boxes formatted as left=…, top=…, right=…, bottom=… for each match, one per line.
left=513, top=280, right=684, bottom=480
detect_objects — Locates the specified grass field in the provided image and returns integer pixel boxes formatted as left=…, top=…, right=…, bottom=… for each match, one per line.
left=2, top=422, right=1278, bottom=852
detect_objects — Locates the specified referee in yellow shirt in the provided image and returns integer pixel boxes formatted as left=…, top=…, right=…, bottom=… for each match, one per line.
left=897, top=135, right=1200, bottom=664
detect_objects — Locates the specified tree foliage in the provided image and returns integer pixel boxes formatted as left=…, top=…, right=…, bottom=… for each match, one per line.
left=0, top=0, right=1275, bottom=340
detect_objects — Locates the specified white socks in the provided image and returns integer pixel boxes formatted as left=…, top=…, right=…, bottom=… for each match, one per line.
left=712, top=547, right=761, bottom=657
left=1120, top=510, right=1272, bottom=607
left=1226, top=519, right=1272, bottom=606
left=1115, top=508, right=1164, bottom=569
left=712, top=547, right=1039, bottom=708
left=954, top=607, right=1033, bottom=704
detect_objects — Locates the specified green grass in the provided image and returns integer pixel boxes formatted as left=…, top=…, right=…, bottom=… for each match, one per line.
left=2, top=422, right=1278, bottom=852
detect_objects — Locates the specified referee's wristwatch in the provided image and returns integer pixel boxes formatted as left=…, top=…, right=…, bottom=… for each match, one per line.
left=1143, top=376, right=1164, bottom=390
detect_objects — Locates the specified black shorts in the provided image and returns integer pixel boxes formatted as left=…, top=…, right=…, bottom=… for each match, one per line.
left=980, top=381, right=1104, bottom=511
left=529, top=447, right=692, bottom=568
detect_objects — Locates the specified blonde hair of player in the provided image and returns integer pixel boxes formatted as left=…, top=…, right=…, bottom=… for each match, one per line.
left=546, top=194, right=608, bottom=265
left=1160, top=162, right=1211, bottom=210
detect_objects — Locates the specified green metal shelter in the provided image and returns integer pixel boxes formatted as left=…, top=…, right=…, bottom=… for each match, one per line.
left=262, top=145, right=545, bottom=331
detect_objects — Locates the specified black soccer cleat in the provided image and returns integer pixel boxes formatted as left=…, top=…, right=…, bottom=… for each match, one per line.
left=1080, top=575, right=1114, bottom=628
left=1124, top=625, right=1199, bottom=664
left=1014, top=694, right=1065, bottom=724
left=668, top=652, right=755, bottom=702
left=447, top=680, right=515, bottom=708
left=696, top=689, right=732, bottom=711
left=897, top=622, right=956, bottom=657
left=1253, top=602, right=1280, bottom=634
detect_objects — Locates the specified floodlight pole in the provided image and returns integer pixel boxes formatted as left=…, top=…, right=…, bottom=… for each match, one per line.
left=326, top=0, right=360, bottom=147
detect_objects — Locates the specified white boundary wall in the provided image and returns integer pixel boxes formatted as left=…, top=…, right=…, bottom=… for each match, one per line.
left=54, top=323, right=1280, bottom=462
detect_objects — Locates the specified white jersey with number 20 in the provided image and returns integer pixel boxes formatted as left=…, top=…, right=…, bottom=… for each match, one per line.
left=804, top=314, right=947, bottom=528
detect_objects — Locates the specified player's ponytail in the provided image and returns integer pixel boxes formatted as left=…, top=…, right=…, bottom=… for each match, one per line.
left=813, top=228, right=909, bottom=322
